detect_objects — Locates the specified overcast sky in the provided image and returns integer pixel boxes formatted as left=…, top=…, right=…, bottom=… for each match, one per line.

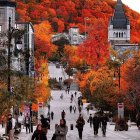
left=122, top=0, right=140, bottom=13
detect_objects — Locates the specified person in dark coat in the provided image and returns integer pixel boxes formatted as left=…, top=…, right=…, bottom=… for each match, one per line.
left=88, top=114, right=93, bottom=128
left=78, top=106, right=82, bottom=113
left=76, top=114, right=85, bottom=140
left=101, top=114, right=108, bottom=136
left=55, top=119, right=68, bottom=140
left=51, top=112, right=54, bottom=120
left=24, top=113, right=31, bottom=134
left=40, top=115, right=48, bottom=134
left=69, top=105, right=73, bottom=113
left=32, top=124, right=47, bottom=140
left=61, top=110, right=66, bottom=119
left=136, top=113, right=140, bottom=129
left=92, top=114, right=100, bottom=135
left=74, top=92, right=77, bottom=97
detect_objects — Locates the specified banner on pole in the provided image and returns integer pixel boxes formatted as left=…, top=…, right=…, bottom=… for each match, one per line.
left=118, top=103, right=124, bottom=118
left=38, top=102, right=44, bottom=119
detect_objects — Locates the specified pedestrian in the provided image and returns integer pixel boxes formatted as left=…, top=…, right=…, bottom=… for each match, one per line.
left=78, top=99, right=81, bottom=107
left=78, top=106, right=81, bottom=113
left=6, top=114, right=16, bottom=140
left=73, top=105, right=76, bottom=113
left=88, top=114, right=93, bottom=128
left=136, top=113, right=140, bottom=129
left=51, top=111, right=54, bottom=120
left=76, top=114, right=85, bottom=140
left=74, top=91, right=77, bottom=97
left=48, top=104, right=50, bottom=112
left=61, top=110, right=66, bottom=119
left=69, top=105, right=73, bottom=113
left=92, top=114, right=100, bottom=136
left=101, top=114, right=108, bottom=137
left=54, top=119, right=68, bottom=140
left=70, top=94, right=74, bottom=103
left=24, top=113, right=31, bottom=134
left=60, top=93, right=63, bottom=99
left=32, top=124, right=47, bottom=140
left=40, top=115, right=48, bottom=134
left=71, top=94, right=73, bottom=99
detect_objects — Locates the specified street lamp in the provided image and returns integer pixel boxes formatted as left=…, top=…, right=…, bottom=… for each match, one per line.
left=29, top=101, right=33, bottom=132
left=7, top=17, right=23, bottom=92
left=84, top=17, right=89, bottom=40
left=113, top=61, right=124, bottom=119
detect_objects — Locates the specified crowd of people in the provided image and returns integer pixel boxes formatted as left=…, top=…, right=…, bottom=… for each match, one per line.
left=3, top=87, right=140, bottom=140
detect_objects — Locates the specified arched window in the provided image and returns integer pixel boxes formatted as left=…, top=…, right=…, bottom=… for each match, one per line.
left=119, top=32, right=121, bottom=38
left=121, top=32, right=123, bottom=38
left=116, top=32, right=118, bottom=38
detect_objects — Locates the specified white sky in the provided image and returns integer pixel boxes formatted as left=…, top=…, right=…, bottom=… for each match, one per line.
left=122, top=0, right=140, bottom=13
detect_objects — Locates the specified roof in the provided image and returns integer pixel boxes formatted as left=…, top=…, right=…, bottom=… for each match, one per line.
left=110, top=0, right=129, bottom=29
left=0, top=0, right=16, bottom=7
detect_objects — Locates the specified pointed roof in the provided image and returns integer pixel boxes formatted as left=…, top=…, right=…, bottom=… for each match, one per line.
left=111, top=0, right=129, bottom=29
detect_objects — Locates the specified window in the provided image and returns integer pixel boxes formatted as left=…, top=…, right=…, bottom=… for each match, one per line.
left=0, top=9, right=4, bottom=19
left=0, top=25, right=2, bottom=32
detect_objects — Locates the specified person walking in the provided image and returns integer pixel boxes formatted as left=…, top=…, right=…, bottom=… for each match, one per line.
left=74, top=91, right=77, bottom=97
left=92, top=114, right=100, bottom=136
left=60, top=94, right=63, bottom=100
left=51, top=112, right=54, bottom=120
left=69, top=105, right=73, bottom=113
left=78, top=99, right=81, bottom=107
left=61, top=110, right=66, bottom=119
left=101, top=114, right=108, bottom=137
left=78, top=106, right=82, bottom=113
left=54, top=119, right=68, bottom=140
left=76, top=114, right=85, bottom=140
left=40, top=115, right=48, bottom=134
left=136, top=113, right=140, bottom=129
left=73, top=105, right=76, bottom=113
left=24, top=113, right=31, bottom=134
left=6, top=114, right=16, bottom=140
left=32, top=124, right=47, bottom=140
left=88, top=114, right=93, bottom=128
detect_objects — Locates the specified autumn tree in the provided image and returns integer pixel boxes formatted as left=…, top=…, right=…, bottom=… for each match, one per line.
left=121, top=51, right=140, bottom=115
left=77, top=18, right=109, bottom=69
left=78, top=67, right=118, bottom=111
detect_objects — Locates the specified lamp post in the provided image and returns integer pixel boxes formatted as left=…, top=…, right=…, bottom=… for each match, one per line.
left=7, top=17, right=23, bottom=92
left=29, top=101, right=33, bottom=132
left=113, top=63, right=124, bottom=119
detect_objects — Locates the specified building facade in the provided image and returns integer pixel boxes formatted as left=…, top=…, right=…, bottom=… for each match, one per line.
left=108, top=0, right=130, bottom=45
left=15, top=22, right=34, bottom=77
left=52, top=27, right=85, bottom=45
left=0, top=0, right=34, bottom=77
left=108, top=0, right=138, bottom=57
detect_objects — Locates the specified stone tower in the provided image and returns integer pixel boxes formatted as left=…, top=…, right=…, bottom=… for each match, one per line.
left=108, top=0, right=130, bottom=45
left=0, top=0, right=16, bottom=32
left=69, top=27, right=80, bottom=45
